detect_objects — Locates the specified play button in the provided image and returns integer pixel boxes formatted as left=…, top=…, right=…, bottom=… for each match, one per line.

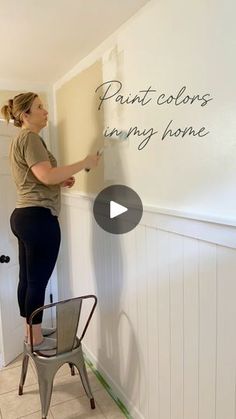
left=93, top=185, right=143, bottom=234
left=110, top=201, right=128, bottom=219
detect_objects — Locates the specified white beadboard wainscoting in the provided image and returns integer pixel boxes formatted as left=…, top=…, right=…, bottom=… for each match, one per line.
left=57, top=191, right=236, bottom=419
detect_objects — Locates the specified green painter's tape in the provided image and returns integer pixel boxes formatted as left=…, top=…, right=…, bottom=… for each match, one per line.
left=84, top=353, right=133, bottom=419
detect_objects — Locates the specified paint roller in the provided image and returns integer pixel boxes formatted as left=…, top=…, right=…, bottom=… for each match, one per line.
left=85, top=130, right=128, bottom=172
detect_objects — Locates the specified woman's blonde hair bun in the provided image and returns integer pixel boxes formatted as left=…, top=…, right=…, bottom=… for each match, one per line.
left=1, top=92, right=38, bottom=127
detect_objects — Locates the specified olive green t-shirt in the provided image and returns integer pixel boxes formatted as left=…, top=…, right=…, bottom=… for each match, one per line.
left=9, top=128, right=61, bottom=216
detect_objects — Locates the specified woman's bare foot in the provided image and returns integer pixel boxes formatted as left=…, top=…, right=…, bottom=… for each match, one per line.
left=26, top=323, right=43, bottom=345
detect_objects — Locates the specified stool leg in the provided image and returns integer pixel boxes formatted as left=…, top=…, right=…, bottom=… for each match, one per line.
left=74, top=353, right=95, bottom=409
left=18, top=354, right=29, bottom=395
left=69, top=362, right=75, bottom=376
left=37, top=366, right=56, bottom=419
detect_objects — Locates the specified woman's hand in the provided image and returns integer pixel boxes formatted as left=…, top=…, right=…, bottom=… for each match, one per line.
left=83, top=153, right=100, bottom=170
left=61, top=176, right=75, bottom=188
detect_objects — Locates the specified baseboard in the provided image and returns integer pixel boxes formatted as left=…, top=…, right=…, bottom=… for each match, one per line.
left=83, top=344, right=144, bottom=419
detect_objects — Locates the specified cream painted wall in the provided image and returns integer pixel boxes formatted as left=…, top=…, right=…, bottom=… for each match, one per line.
left=56, top=60, right=110, bottom=194
left=55, top=0, right=236, bottom=222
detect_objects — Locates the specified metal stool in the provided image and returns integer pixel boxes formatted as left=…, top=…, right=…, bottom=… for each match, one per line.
left=18, top=295, right=97, bottom=419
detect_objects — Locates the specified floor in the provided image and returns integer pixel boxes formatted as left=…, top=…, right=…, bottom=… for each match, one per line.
left=0, top=354, right=125, bottom=419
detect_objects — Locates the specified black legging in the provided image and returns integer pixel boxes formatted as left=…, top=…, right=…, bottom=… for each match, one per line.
left=10, top=207, right=61, bottom=324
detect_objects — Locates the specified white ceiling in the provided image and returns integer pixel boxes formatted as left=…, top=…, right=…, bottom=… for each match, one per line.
left=0, top=0, right=149, bottom=85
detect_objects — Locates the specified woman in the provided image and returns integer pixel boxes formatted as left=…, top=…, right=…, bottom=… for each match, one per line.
left=1, top=92, right=100, bottom=350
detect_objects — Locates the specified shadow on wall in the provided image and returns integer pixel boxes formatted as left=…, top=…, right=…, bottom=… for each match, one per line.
left=57, top=203, right=74, bottom=300
left=88, top=99, right=141, bottom=403
left=91, top=217, right=141, bottom=405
